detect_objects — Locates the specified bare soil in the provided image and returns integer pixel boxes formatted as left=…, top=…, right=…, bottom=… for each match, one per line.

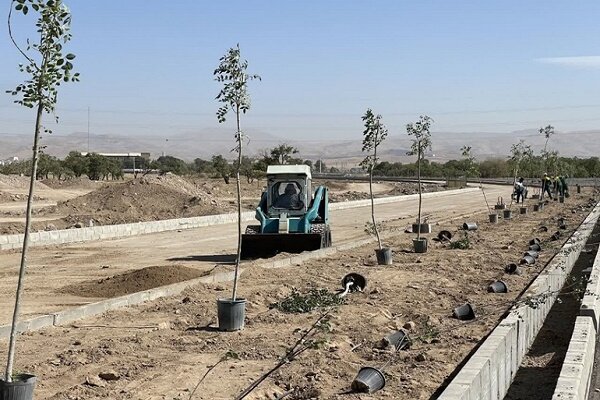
left=58, top=265, right=210, bottom=298
left=0, top=193, right=595, bottom=400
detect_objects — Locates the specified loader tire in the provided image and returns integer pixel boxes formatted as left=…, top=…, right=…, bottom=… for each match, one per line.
left=245, top=225, right=261, bottom=234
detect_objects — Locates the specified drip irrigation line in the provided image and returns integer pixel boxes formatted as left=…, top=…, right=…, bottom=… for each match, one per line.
left=233, top=311, right=332, bottom=400
left=188, top=357, right=227, bottom=400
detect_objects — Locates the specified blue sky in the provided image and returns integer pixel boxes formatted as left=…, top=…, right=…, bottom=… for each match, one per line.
left=2, top=0, right=600, bottom=144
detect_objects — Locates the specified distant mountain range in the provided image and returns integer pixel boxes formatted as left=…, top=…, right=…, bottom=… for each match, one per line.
left=1, top=128, right=598, bottom=167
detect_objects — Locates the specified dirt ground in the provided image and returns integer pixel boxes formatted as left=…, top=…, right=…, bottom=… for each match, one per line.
left=0, top=174, right=445, bottom=234
left=0, top=191, right=596, bottom=400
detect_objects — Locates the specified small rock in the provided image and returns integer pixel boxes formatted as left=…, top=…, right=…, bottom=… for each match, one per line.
left=403, top=321, right=416, bottom=331
left=415, top=353, right=427, bottom=362
left=73, top=340, right=82, bottom=346
left=182, top=296, right=191, bottom=303
left=74, top=222, right=83, bottom=228
left=98, top=371, right=120, bottom=381
left=214, top=285, right=225, bottom=291
left=84, top=375, right=106, bottom=387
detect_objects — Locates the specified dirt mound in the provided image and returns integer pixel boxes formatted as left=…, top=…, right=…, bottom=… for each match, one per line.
left=52, top=175, right=228, bottom=225
left=41, top=177, right=107, bottom=190
left=59, top=265, right=207, bottom=298
left=386, top=182, right=444, bottom=196
left=0, top=190, right=44, bottom=203
left=0, top=174, right=50, bottom=190
left=329, top=190, right=371, bottom=202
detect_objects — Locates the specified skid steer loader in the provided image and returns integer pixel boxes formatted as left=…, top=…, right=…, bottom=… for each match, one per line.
left=241, top=165, right=331, bottom=259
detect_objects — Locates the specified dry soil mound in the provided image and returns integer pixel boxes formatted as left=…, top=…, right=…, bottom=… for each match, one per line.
left=53, top=175, right=226, bottom=225
left=0, top=174, right=50, bottom=190
left=41, top=177, right=106, bottom=190
left=59, top=265, right=207, bottom=298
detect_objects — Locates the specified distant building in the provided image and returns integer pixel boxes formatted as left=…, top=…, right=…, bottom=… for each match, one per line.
left=0, top=156, right=19, bottom=166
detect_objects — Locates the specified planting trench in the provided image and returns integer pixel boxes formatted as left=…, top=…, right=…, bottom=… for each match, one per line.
left=0, top=192, right=596, bottom=399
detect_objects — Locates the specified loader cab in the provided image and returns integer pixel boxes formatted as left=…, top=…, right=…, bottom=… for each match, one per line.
left=265, top=165, right=312, bottom=217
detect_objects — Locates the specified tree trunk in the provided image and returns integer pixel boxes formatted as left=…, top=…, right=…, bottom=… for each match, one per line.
left=370, top=140, right=382, bottom=250
left=417, top=143, right=422, bottom=240
left=232, top=105, right=242, bottom=302
left=5, top=99, right=44, bottom=382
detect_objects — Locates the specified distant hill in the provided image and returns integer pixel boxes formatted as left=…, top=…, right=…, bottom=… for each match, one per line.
left=2, top=128, right=598, bottom=166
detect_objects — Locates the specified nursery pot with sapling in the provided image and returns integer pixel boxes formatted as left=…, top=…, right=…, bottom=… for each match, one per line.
left=489, top=212, right=498, bottom=223
left=406, top=115, right=434, bottom=254
left=360, top=109, right=391, bottom=265
left=0, top=374, right=37, bottom=400
left=213, top=44, right=260, bottom=331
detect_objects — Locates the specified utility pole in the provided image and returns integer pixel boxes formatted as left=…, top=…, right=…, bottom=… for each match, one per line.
left=87, top=106, right=90, bottom=153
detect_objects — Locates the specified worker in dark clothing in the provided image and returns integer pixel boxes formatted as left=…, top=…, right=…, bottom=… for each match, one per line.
left=514, top=177, right=526, bottom=204
left=559, top=175, right=569, bottom=197
left=274, top=183, right=303, bottom=210
left=541, top=173, right=553, bottom=200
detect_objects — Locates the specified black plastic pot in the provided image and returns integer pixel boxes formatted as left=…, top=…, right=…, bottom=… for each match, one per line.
left=0, top=374, right=36, bottom=400
left=341, top=273, right=367, bottom=293
left=351, top=367, right=386, bottom=394
left=533, top=204, right=540, bottom=212
left=411, top=223, right=431, bottom=234
left=503, top=209, right=512, bottom=219
left=413, top=238, right=428, bottom=253
left=505, top=263, right=520, bottom=274
left=437, top=230, right=453, bottom=241
left=577, top=184, right=581, bottom=194
left=495, top=197, right=506, bottom=210
left=488, top=280, right=508, bottom=293
left=382, top=330, right=411, bottom=351
left=529, top=243, right=542, bottom=252
left=375, top=247, right=393, bottom=265
left=539, top=226, right=548, bottom=232
left=462, top=222, right=478, bottom=231
left=453, top=303, right=476, bottom=320
left=519, top=206, right=528, bottom=215
left=559, top=196, right=565, bottom=203
left=523, top=250, right=539, bottom=258
left=489, top=214, right=498, bottom=223
left=520, top=255, right=536, bottom=265
left=559, top=224, right=567, bottom=230
left=529, top=238, right=541, bottom=246
left=551, top=231, right=562, bottom=241
left=217, top=298, right=246, bottom=331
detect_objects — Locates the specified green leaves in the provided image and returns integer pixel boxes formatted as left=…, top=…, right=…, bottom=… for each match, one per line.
left=406, top=115, right=434, bottom=159
left=8, top=0, right=79, bottom=114
left=360, top=108, right=388, bottom=171
left=214, top=44, right=260, bottom=126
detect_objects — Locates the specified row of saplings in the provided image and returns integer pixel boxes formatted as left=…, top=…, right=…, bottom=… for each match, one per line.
left=218, top=190, right=583, bottom=397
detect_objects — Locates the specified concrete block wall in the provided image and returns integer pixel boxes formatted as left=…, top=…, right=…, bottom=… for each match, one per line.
left=438, top=202, right=600, bottom=400
left=0, top=188, right=477, bottom=251
left=552, top=317, right=596, bottom=399
left=550, top=213, right=600, bottom=400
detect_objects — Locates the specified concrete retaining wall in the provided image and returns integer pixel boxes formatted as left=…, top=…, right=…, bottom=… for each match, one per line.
left=438, top=201, right=600, bottom=400
left=550, top=220, right=600, bottom=399
left=0, top=188, right=478, bottom=251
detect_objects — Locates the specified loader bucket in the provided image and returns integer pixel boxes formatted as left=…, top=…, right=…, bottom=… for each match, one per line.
left=241, top=233, right=324, bottom=259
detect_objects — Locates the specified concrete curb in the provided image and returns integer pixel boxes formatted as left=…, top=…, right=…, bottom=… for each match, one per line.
left=0, top=188, right=477, bottom=251
left=0, top=204, right=484, bottom=340
left=438, top=201, right=600, bottom=400
left=551, top=217, right=600, bottom=399
left=552, top=316, right=596, bottom=400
